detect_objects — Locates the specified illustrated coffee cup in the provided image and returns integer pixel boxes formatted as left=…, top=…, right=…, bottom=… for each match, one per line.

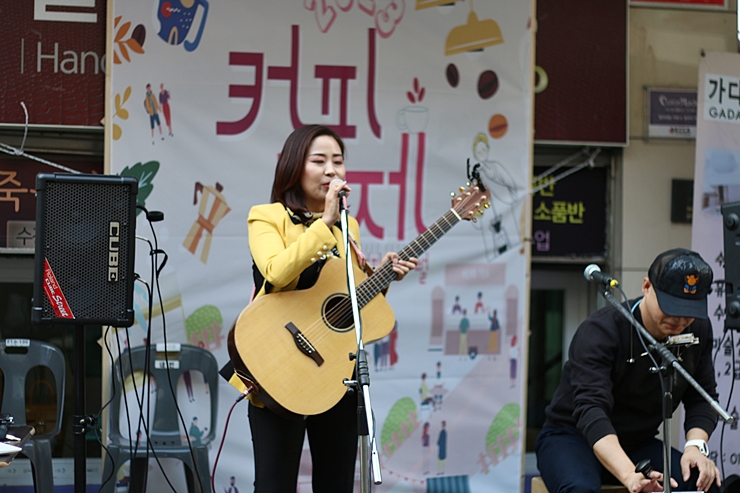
left=396, top=106, right=430, bottom=133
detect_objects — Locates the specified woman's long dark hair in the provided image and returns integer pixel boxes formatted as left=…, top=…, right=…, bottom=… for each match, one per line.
left=271, top=125, right=345, bottom=214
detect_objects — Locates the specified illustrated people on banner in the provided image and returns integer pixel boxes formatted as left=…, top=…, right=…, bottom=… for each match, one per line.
left=535, top=249, right=721, bottom=493
left=422, top=422, right=431, bottom=475
left=436, top=361, right=442, bottom=379
left=488, top=308, right=501, bottom=354
left=459, top=309, right=470, bottom=356
left=389, top=324, right=399, bottom=368
left=437, top=420, right=447, bottom=475
left=451, top=295, right=462, bottom=314
left=189, top=416, right=204, bottom=445
left=381, top=333, right=390, bottom=367
left=223, top=125, right=417, bottom=492
left=182, top=368, right=209, bottom=402
left=143, top=83, right=164, bottom=144
left=159, top=83, right=173, bottom=137
left=420, top=372, right=436, bottom=410
left=509, top=335, right=518, bottom=388
left=183, top=370, right=195, bottom=402
left=474, top=291, right=485, bottom=314
left=224, top=476, right=239, bottom=493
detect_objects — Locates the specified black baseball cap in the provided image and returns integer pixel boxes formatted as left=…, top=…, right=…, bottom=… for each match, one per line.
left=648, top=248, right=713, bottom=319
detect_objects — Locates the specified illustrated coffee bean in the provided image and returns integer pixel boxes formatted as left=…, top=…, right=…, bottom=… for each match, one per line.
left=132, top=24, right=146, bottom=48
left=446, top=63, right=460, bottom=88
left=488, top=114, right=508, bottom=139
left=478, top=70, right=499, bottom=99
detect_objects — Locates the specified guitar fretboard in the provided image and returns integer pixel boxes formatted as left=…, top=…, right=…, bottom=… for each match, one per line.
left=356, top=208, right=461, bottom=307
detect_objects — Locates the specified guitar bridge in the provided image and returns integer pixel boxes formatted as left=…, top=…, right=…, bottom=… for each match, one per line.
left=284, top=322, right=324, bottom=367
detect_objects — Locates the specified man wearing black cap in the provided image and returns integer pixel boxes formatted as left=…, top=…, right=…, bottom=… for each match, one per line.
left=536, top=249, right=720, bottom=493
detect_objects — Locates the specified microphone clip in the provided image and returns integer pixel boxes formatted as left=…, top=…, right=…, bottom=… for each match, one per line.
left=663, top=333, right=699, bottom=347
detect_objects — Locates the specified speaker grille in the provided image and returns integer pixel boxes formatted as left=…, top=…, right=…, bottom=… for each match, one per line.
left=34, top=174, right=137, bottom=326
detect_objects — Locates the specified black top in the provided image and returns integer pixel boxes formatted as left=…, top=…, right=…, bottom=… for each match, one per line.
left=543, top=298, right=718, bottom=451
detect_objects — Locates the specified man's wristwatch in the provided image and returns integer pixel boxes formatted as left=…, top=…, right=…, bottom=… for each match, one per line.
left=684, top=439, right=709, bottom=457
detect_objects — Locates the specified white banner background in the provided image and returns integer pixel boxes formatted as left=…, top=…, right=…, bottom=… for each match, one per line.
left=692, top=51, right=740, bottom=481
left=107, top=1, right=534, bottom=491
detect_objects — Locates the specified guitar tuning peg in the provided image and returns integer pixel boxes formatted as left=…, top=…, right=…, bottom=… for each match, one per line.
left=466, top=182, right=471, bottom=187
left=484, top=203, right=490, bottom=209
left=472, top=218, right=477, bottom=223
left=459, top=186, right=465, bottom=192
left=450, top=192, right=455, bottom=197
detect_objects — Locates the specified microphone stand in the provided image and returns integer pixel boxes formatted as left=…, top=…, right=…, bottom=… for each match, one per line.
left=338, top=194, right=382, bottom=492
left=599, top=287, right=733, bottom=493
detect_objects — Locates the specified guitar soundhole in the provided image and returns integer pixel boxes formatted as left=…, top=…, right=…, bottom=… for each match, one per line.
left=322, top=294, right=354, bottom=332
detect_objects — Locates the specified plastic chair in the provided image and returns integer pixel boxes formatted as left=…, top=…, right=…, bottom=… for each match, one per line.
left=101, top=344, right=219, bottom=493
left=0, top=340, right=66, bottom=493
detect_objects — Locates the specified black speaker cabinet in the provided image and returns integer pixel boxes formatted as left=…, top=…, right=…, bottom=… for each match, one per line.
left=32, top=173, right=138, bottom=327
left=722, top=201, right=740, bottom=331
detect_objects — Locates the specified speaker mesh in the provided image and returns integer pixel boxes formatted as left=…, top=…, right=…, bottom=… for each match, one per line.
left=34, top=174, right=137, bottom=326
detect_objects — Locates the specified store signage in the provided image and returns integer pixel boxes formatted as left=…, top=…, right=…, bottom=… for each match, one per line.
left=0, top=0, right=106, bottom=126
left=647, top=88, right=697, bottom=139
left=531, top=166, right=608, bottom=258
left=0, top=157, right=102, bottom=250
left=630, top=0, right=727, bottom=9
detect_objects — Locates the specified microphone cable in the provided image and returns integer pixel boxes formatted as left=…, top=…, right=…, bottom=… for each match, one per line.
left=140, top=206, right=207, bottom=493
left=210, top=389, right=252, bottom=493
left=98, top=206, right=186, bottom=493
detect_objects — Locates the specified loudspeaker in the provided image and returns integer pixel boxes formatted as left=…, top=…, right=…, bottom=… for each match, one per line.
left=32, top=173, right=138, bottom=327
left=722, top=201, right=740, bottom=331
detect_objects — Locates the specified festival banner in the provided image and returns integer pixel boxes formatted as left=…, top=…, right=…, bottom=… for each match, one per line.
left=107, top=1, right=534, bottom=492
left=691, top=51, right=740, bottom=480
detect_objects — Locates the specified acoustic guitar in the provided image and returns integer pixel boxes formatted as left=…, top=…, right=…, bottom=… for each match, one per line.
left=228, top=177, right=491, bottom=418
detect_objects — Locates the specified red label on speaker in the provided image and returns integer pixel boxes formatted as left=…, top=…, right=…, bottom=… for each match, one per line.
left=42, top=259, right=75, bottom=319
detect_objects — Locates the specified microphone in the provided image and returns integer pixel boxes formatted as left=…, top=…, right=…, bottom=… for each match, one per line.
left=330, top=178, right=347, bottom=198
left=583, top=264, right=619, bottom=288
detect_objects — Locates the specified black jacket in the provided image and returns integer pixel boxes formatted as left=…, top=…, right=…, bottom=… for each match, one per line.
left=543, top=298, right=718, bottom=451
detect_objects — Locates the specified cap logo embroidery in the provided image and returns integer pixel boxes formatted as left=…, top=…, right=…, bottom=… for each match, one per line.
left=684, top=274, right=699, bottom=295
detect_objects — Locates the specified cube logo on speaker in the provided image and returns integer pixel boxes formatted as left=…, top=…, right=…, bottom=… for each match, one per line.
left=108, top=221, right=120, bottom=282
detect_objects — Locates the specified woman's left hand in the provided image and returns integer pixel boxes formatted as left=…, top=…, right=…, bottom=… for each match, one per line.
left=381, top=253, right=418, bottom=281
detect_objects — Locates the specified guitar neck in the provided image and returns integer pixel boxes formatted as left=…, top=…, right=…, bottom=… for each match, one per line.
left=356, top=208, right=461, bottom=306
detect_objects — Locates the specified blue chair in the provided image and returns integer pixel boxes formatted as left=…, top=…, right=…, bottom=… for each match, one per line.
left=0, top=339, right=66, bottom=493
left=101, top=344, right=219, bottom=493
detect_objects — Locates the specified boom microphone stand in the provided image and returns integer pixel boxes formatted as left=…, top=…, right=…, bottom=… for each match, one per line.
left=338, top=193, right=382, bottom=492
left=597, top=281, right=733, bottom=493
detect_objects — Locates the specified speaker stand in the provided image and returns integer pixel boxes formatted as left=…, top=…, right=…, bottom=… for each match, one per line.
left=73, top=325, right=89, bottom=493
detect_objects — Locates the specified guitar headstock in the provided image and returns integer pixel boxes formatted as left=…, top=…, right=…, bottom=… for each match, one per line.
left=450, top=179, right=491, bottom=222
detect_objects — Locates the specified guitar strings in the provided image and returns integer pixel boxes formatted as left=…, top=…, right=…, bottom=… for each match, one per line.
left=295, top=210, right=462, bottom=348
left=303, top=208, right=463, bottom=345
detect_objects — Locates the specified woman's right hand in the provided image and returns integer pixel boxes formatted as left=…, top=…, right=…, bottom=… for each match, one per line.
left=322, top=179, right=350, bottom=227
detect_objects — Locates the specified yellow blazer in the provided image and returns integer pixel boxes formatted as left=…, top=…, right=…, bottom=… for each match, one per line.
left=248, top=202, right=363, bottom=298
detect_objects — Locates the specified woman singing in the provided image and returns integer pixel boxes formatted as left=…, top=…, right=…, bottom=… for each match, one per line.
left=245, top=124, right=417, bottom=492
